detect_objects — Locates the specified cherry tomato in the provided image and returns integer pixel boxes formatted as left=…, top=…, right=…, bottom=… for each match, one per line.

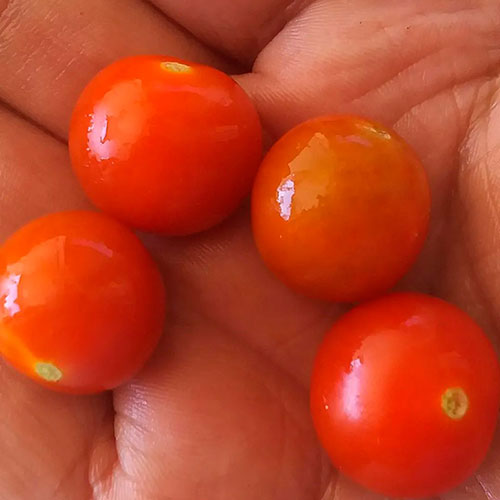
left=310, top=293, right=500, bottom=498
left=0, top=211, right=166, bottom=394
left=251, top=115, right=430, bottom=302
left=69, top=55, right=262, bottom=235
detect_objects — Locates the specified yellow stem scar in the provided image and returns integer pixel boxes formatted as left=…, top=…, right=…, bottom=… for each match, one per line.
left=441, top=387, right=469, bottom=420
left=161, top=61, right=191, bottom=73
left=35, top=362, right=62, bottom=382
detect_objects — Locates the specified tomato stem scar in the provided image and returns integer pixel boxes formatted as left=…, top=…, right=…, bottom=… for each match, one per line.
left=35, top=362, right=63, bottom=382
left=441, top=387, right=469, bottom=420
left=161, top=61, right=191, bottom=73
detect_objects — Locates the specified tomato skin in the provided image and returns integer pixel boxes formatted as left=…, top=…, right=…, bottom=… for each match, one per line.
left=310, top=293, right=500, bottom=498
left=69, top=55, right=262, bottom=235
left=251, top=115, right=430, bottom=303
left=0, top=211, right=166, bottom=394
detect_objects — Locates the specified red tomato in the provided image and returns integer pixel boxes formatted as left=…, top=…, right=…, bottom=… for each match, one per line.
left=69, top=55, right=262, bottom=235
left=0, top=211, right=166, bottom=394
left=310, top=293, right=500, bottom=498
left=251, top=116, right=430, bottom=303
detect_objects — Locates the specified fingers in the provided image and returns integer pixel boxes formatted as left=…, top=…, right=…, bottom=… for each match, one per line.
left=0, top=106, right=88, bottom=236
left=105, top=321, right=326, bottom=500
left=237, top=0, right=500, bottom=137
left=0, top=358, right=111, bottom=499
left=454, top=82, right=500, bottom=330
left=147, top=0, right=312, bottom=65
left=0, top=0, right=229, bottom=139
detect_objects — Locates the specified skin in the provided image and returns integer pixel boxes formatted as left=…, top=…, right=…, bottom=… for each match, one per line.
left=0, top=0, right=499, bottom=498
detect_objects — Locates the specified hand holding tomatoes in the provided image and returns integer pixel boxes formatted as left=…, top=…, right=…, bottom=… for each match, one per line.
left=0, top=17, right=498, bottom=494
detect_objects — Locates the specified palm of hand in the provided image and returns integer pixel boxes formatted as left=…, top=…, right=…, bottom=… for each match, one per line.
left=0, top=1, right=499, bottom=499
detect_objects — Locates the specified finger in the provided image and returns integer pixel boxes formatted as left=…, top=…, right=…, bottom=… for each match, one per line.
left=456, top=83, right=500, bottom=333
left=0, top=359, right=112, bottom=500
left=237, top=0, right=500, bottom=136
left=147, top=0, right=312, bottom=64
left=0, top=0, right=230, bottom=139
left=101, top=321, right=326, bottom=500
left=0, top=106, right=88, bottom=236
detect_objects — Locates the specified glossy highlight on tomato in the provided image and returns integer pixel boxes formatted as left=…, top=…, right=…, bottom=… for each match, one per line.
left=310, top=293, right=500, bottom=498
left=0, top=211, right=166, bottom=394
left=251, top=115, right=431, bottom=303
left=69, top=55, right=262, bottom=235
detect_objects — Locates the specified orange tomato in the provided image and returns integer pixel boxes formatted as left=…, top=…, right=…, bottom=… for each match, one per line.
left=69, top=55, right=262, bottom=235
left=0, top=211, right=166, bottom=394
left=252, top=115, right=431, bottom=302
left=311, top=293, right=500, bottom=497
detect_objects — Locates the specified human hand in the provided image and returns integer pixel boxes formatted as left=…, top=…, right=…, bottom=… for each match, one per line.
left=0, top=1, right=499, bottom=498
